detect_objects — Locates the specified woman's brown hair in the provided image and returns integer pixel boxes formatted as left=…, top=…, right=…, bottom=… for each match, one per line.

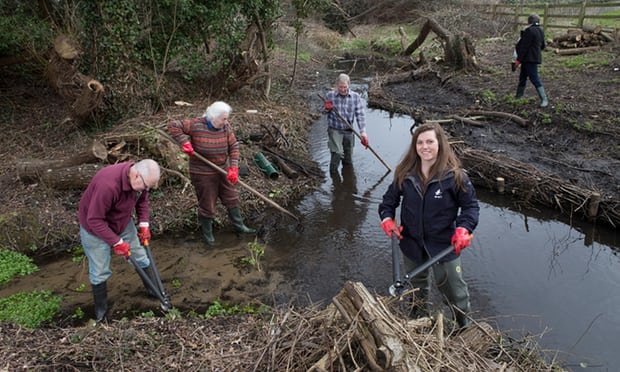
left=393, top=122, right=465, bottom=190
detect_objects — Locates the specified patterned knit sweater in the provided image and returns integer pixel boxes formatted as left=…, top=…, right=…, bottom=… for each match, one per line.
left=168, top=117, right=239, bottom=175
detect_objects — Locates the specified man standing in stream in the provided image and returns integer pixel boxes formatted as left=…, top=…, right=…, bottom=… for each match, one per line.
left=323, top=73, right=370, bottom=175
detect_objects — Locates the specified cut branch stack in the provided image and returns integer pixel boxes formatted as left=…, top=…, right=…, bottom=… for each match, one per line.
left=551, top=25, right=615, bottom=55
left=457, top=146, right=620, bottom=228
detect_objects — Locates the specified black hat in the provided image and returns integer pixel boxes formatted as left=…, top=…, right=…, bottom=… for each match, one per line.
left=528, top=14, right=540, bottom=24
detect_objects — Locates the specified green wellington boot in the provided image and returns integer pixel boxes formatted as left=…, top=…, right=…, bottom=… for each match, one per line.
left=228, top=207, right=256, bottom=234
left=198, top=216, right=215, bottom=245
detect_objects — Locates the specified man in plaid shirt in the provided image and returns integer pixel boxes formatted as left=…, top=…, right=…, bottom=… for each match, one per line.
left=323, top=73, right=370, bottom=175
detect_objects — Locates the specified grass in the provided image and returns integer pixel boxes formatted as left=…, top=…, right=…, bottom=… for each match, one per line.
left=597, top=8, right=620, bottom=28
left=560, top=52, right=613, bottom=69
left=0, top=249, right=38, bottom=284
left=339, top=24, right=420, bottom=56
left=0, top=290, right=61, bottom=328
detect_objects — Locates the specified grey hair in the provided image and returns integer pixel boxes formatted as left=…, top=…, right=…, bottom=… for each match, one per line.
left=528, top=14, right=540, bottom=25
left=336, top=73, right=350, bottom=85
left=203, top=101, right=232, bottom=121
left=134, top=159, right=161, bottom=186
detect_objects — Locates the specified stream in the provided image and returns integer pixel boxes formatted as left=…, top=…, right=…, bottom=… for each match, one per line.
left=263, top=86, right=620, bottom=371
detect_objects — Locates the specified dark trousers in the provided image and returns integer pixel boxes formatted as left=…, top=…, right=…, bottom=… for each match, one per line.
left=518, top=62, right=543, bottom=88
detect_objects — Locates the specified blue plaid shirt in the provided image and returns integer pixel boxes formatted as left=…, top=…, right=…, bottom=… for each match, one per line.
left=325, top=90, right=367, bottom=134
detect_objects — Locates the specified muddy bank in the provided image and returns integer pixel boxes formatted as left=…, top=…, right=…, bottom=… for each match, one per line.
left=368, top=40, right=620, bottom=227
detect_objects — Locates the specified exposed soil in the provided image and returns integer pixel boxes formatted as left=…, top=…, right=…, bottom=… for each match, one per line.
left=371, top=38, right=620, bottom=225
left=3, top=11, right=615, bottom=370
left=2, top=19, right=620, bottom=319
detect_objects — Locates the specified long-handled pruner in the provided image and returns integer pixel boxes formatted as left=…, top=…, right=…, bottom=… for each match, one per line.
left=143, top=240, right=171, bottom=310
left=388, top=244, right=455, bottom=297
left=388, top=234, right=404, bottom=297
left=127, top=243, right=171, bottom=311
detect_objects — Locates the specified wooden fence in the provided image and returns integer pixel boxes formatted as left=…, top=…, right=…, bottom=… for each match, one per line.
left=472, top=1, right=620, bottom=33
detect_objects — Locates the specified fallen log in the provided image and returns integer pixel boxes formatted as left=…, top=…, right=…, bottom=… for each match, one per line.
left=272, top=155, right=299, bottom=179
left=554, top=46, right=601, bottom=55
left=464, top=110, right=528, bottom=127
left=34, top=163, right=103, bottom=190
left=332, top=281, right=417, bottom=371
left=17, top=140, right=107, bottom=184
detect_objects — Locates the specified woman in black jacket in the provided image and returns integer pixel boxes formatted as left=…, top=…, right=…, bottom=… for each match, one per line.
left=379, top=122, right=480, bottom=327
left=515, top=13, right=549, bottom=107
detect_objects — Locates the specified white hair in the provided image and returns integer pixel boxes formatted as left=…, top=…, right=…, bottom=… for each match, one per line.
left=336, top=73, right=350, bottom=85
left=134, top=159, right=161, bottom=186
left=203, top=101, right=232, bottom=121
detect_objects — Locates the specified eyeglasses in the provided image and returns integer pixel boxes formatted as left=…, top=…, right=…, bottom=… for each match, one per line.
left=138, top=173, right=149, bottom=191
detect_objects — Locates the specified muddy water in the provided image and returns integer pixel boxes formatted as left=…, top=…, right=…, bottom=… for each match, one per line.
left=264, top=89, right=620, bottom=371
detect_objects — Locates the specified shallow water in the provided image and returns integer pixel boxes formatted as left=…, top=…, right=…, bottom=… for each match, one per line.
left=264, top=90, right=620, bottom=371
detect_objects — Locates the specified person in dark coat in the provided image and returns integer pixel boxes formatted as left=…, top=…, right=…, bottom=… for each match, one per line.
left=515, top=13, right=548, bottom=107
left=378, top=122, right=480, bottom=327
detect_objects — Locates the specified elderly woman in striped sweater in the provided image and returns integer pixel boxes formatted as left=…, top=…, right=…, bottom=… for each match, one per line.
left=168, top=101, right=255, bottom=246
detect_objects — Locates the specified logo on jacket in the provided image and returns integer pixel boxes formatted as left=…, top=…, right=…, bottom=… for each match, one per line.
left=434, top=189, right=443, bottom=199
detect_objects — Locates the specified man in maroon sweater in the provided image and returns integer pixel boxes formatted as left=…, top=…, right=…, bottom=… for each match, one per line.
left=168, top=101, right=255, bottom=246
left=78, top=159, right=161, bottom=322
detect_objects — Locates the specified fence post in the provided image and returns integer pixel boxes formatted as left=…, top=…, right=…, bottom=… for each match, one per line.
left=578, top=1, right=587, bottom=28
left=543, top=3, right=549, bottom=31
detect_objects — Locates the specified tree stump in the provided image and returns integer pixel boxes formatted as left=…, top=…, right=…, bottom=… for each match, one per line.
left=402, top=18, right=478, bottom=70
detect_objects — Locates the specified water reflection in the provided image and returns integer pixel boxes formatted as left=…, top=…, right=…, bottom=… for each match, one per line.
left=266, top=94, right=620, bottom=371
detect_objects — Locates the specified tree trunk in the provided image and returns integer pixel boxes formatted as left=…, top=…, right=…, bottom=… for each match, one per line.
left=402, top=18, right=477, bottom=70
left=35, top=163, right=103, bottom=190
left=17, top=140, right=107, bottom=184
left=332, top=281, right=417, bottom=371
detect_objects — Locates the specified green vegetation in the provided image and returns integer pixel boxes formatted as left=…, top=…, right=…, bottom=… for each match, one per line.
left=0, top=249, right=38, bottom=284
left=480, top=89, right=497, bottom=105
left=204, top=300, right=268, bottom=318
left=70, top=245, right=85, bottom=263
left=241, top=240, right=266, bottom=272
left=561, top=52, right=613, bottom=69
left=0, top=290, right=61, bottom=328
left=598, top=8, right=620, bottom=28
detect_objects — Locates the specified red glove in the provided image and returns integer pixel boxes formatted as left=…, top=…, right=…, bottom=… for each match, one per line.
left=380, top=218, right=403, bottom=239
left=138, top=226, right=151, bottom=246
left=360, top=133, right=369, bottom=148
left=113, top=241, right=131, bottom=257
left=451, top=227, right=473, bottom=255
left=227, top=166, right=239, bottom=185
left=181, top=141, right=195, bottom=156
left=324, top=100, right=334, bottom=111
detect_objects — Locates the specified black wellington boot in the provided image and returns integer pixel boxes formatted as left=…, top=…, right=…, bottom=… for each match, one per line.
left=198, top=216, right=215, bottom=246
left=92, top=281, right=108, bottom=323
left=515, top=85, right=525, bottom=98
left=228, top=207, right=256, bottom=234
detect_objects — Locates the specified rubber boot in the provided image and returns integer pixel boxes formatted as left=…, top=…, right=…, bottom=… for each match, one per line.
left=228, top=207, right=256, bottom=234
left=343, top=147, right=353, bottom=166
left=515, top=85, right=525, bottom=98
left=198, top=216, right=215, bottom=246
left=454, top=306, right=471, bottom=328
left=140, top=265, right=158, bottom=298
left=329, top=153, right=341, bottom=174
left=92, top=282, right=108, bottom=323
left=536, top=85, right=548, bottom=107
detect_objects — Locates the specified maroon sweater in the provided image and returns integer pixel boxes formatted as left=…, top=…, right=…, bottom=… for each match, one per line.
left=78, top=162, right=149, bottom=246
left=167, top=117, right=239, bottom=175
